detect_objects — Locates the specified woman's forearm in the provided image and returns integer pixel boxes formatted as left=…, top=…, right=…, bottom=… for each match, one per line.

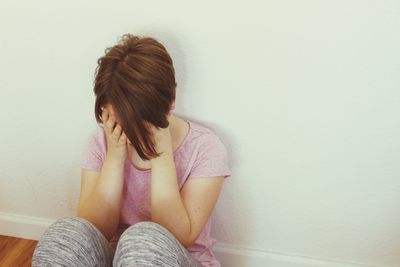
left=77, top=156, right=125, bottom=241
left=151, top=150, right=191, bottom=246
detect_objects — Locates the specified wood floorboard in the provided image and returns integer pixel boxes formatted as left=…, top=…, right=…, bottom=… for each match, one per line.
left=0, top=235, right=38, bottom=267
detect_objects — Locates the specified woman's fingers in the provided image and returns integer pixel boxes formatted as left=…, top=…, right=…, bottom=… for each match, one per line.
left=101, top=108, right=116, bottom=137
left=101, top=107, right=108, bottom=121
left=101, top=107, right=125, bottom=144
left=106, top=114, right=116, bottom=131
left=112, top=124, right=128, bottom=146
left=120, top=131, right=127, bottom=144
left=101, top=108, right=109, bottom=128
left=112, top=124, right=122, bottom=138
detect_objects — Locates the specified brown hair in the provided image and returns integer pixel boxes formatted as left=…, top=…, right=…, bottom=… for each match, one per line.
left=93, top=33, right=177, bottom=160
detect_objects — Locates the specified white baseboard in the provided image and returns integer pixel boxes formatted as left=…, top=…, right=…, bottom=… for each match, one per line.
left=0, top=212, right=385, bottom=267
left=213, top=243, right=383, bottom=267
left=0, top=211, right=54, bottom=240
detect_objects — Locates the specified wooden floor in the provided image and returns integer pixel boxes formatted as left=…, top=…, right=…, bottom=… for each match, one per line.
left=0, top=235, right=38, bottom=267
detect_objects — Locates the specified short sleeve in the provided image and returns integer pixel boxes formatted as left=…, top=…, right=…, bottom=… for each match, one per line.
left=188, top=133, right=232, bottom=180
left=80, top=130, right=105, bottom=172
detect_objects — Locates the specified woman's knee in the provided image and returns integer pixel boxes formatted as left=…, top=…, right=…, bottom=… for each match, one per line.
left=113, top=221, right=182, bottom=266
left=37, top=216, right=104, bottom=244
left=32, top=216, right=113, bottom=267
left=120, top=221, right=177, bottom=247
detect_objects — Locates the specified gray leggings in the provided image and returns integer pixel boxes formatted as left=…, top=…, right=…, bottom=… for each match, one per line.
left=32, top=216, right=203, bottom=267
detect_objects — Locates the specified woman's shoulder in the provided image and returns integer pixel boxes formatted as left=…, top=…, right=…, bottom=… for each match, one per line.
left=187, top=119, right=214, bottom=135
left=83, top=125, right=107, bottom=153
left=184, top=118, right=227, bottom=151
left=90, top=124, right=106, bottom=142
left=185, top=118, right=222, bottom=143
left=182, top=118, right=232, bottom=180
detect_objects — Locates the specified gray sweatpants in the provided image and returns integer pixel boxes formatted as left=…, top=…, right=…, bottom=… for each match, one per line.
left=31, top=216, right=203, bottom=267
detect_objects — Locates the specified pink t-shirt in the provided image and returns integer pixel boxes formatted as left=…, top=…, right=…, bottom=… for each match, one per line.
left=80, top=116, right=232, bottom=267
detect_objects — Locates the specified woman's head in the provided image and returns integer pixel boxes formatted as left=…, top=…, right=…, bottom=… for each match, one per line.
left=93, top=33, right=177, bottom=160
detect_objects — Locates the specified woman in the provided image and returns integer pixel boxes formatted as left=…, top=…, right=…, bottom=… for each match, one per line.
left=32, top=33, right=232, bottom=267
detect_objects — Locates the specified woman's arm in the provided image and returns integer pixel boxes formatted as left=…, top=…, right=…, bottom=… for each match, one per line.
left=150, top=123, right=224, bottom=247
left=77, top=107, right=127, bottom=241
left=150, top=128, right=192, bottom=246
left=77, top=157, right=124, bottom=241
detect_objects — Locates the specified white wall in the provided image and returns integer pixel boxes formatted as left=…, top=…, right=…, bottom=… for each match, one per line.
left=1, top=1, right=399, bottom=266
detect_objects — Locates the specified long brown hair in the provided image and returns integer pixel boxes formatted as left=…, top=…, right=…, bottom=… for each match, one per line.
left=93, top=33, right=177, bottom=160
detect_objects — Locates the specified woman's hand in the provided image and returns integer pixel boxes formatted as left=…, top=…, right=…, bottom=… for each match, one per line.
left=100, top=107, right=128, bottom=163
left=147, top=114, right=173, bottom=160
